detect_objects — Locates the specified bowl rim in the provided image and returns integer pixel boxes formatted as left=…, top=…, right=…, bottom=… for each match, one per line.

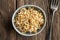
left=12, top=5, right=46, bottom=36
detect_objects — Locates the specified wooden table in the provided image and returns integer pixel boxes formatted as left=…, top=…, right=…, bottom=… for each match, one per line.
left=0, top=0, right=60, bottom=40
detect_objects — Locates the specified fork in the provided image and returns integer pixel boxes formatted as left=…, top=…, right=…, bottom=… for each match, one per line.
left=49, top=0, right=59, bottom=40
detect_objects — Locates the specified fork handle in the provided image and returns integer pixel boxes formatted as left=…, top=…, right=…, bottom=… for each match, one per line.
left=49, top=10, right=56, bottom=40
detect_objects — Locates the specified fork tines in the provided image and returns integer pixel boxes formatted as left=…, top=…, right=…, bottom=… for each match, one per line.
left=51, top=0, right=59, bottom=6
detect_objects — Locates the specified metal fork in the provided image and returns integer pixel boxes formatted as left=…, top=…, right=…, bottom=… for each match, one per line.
left=49, top=0, right=59, bottom=40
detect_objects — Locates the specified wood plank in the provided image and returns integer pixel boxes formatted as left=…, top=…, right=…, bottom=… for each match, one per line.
left=49, top=1, right=60, bottom=40
left=58, top=2, right=60, bottom=40
left=16, top=0, right=49, bottom=40
left=0, top=0, right=16, bottom=40
left=0, top=0, right=60, bottom=40
left=33, top=0, right=49, bottom=40
left=52, top=3, right=60, bottom=40
left=45, top=0, right=60, bottom=40
left=0, top=13, right=7, bottom=40
left=16, top=0, right=37, bottom=40
left=10, top=30, right=17, bottom=40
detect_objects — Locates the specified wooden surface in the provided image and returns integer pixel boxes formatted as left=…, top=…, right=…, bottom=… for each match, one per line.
left=0, top=0, right=60, bottom=40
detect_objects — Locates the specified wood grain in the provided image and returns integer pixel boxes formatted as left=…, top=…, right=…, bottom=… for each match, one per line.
left=52, top=3, right=60, bottom=40
left=0, top=13, right=7, bottom=40
left=16, top=0, right=37, bottom=40
left=0, top=0, right=16, bottom=40
left=0, top=0, right=60, bottom=40
left=16, top=0, right=49, bottom=40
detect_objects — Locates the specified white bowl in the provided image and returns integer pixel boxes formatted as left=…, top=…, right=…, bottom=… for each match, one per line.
left=12, top=5, right=46, bottom=36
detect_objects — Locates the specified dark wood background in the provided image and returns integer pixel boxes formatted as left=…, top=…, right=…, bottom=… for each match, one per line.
left=0, top=0, right=60, bottom=40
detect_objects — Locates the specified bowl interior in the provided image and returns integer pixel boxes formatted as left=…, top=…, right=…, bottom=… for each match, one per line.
left=12, top=5, right=46, bottom=36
